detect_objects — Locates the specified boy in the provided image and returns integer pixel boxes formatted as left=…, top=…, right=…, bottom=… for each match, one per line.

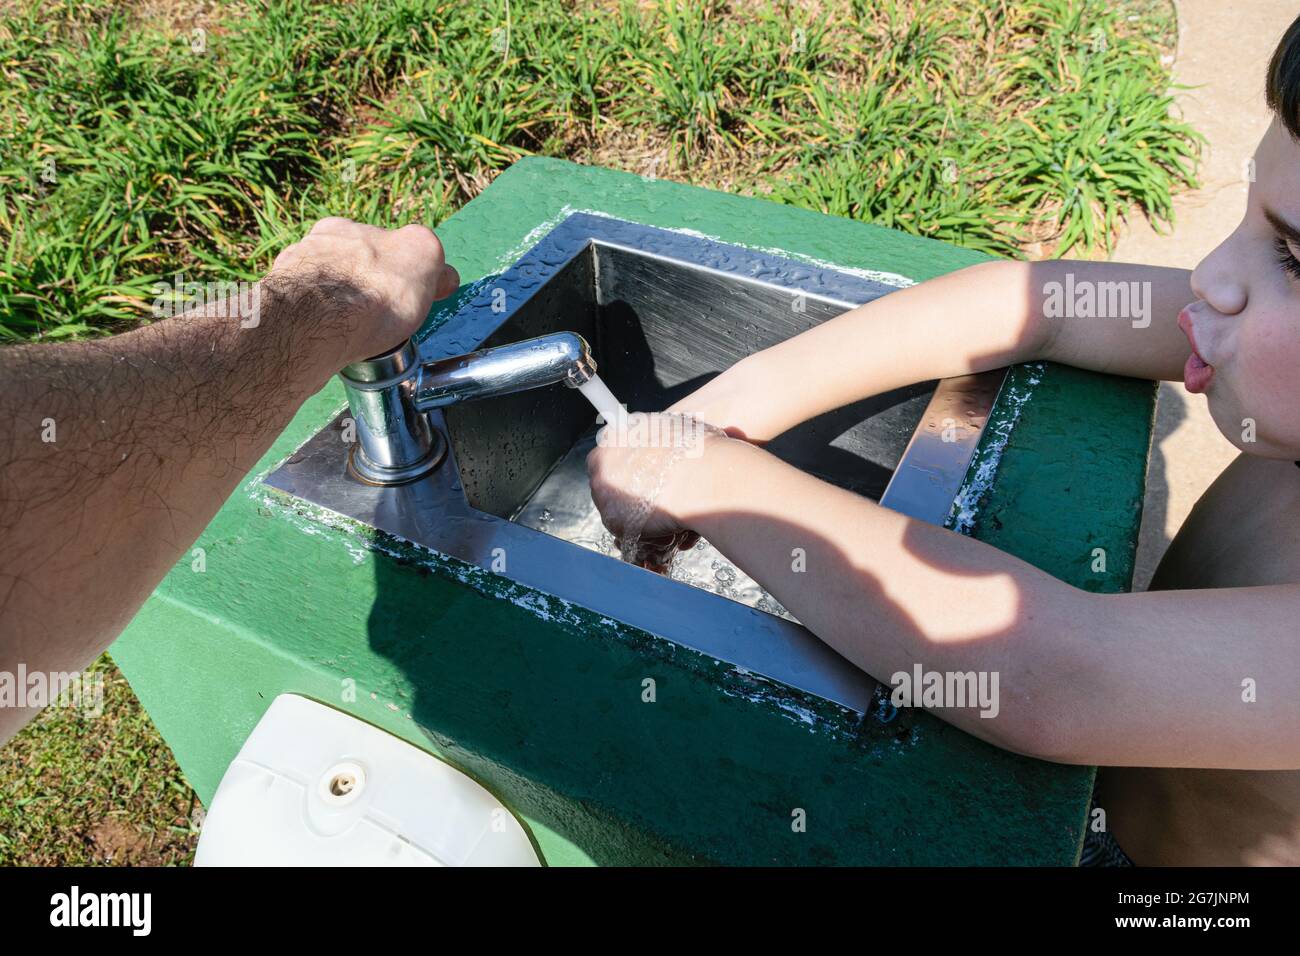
left=588, top=15, right=1300, bottom=865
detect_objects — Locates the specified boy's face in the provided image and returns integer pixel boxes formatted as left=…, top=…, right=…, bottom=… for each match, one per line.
left=1186, top=118, right=1300, bottom=458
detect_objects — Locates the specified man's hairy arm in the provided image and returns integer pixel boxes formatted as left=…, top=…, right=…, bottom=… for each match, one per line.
left=0, top=219, right=458, bottom=742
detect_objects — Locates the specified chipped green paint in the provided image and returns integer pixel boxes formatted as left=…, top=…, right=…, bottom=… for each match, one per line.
left=110, top=158, right=1155, bottom=864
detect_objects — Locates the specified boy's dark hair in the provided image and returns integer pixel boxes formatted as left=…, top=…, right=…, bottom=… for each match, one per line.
left=1267, top=15, right=1300, bottom=139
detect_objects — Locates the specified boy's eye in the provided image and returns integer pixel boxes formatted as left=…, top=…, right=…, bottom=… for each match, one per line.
left=1274, top=236, right=1300, bottom=280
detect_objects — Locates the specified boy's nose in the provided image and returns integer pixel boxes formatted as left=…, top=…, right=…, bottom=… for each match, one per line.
left=1190, top=236, right=1248, bottom=316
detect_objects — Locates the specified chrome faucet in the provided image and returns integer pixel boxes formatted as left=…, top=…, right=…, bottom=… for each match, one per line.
left=339, top=331, right=596, bottom=485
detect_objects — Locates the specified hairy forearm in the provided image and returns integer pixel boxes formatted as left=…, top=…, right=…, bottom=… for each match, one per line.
left=0, top=277, right=352, bottom=736
left=0, top=218, right=455, bottom=741
left=677, top=438, right=1086, bottom=756
left=676, top=258, right=1194, bottom=442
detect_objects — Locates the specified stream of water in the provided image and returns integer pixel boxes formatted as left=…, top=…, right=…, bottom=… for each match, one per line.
left=577, top=375, right=626, bottom=427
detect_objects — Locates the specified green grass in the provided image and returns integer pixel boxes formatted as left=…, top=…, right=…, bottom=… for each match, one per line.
left=0, top=0, right=1196, bottom=863
left=0, top=0, right=1198, bottom=340
left=765, top=0, right=1200, bottom=255
left=0, top=654, right=198, bottom=866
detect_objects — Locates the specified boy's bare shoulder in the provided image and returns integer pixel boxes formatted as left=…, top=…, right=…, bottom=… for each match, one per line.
left=1151, top=453, right=1300, bottom=592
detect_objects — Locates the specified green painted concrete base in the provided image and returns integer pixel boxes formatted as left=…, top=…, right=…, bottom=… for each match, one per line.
left=112, top=158, right=1155, bottom=865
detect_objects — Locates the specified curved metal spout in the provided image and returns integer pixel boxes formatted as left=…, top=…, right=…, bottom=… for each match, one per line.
left=414, top=332, right=595, bottom=410
left=339, top=332, right=595, bottom=486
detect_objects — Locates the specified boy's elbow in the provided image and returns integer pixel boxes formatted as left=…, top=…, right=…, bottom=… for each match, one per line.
left=996, top=702, right=1088, bottom=765
left=964, top=684, right=1079, bottom=763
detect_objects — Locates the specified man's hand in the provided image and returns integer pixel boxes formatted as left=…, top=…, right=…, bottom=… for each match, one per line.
left=271, top=218, right=461, bottom=365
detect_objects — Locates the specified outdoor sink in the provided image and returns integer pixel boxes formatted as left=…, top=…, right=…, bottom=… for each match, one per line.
left=119, top=160, right=1154, bottom=864
left=265, top=212, right=1005, bottom=714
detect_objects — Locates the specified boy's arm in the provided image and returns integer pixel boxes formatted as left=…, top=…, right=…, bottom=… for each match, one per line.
left=669, top=438, right=1300, bottom=771
left=672, top=259, right=1195, bottom=442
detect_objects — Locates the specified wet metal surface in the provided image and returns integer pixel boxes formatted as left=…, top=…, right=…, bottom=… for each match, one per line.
left=265, top=213, right=1006, bottom=714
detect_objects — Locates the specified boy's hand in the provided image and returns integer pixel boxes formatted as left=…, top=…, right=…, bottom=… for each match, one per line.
left=270, top=218, right=461, bottom=366
left=586, top=413, right=732, bottom=567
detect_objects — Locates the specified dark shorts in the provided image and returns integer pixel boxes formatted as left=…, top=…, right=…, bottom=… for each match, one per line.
left=1079, top=798, right=1135, bottom=866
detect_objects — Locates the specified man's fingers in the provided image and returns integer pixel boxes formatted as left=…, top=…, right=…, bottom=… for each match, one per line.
left=271, top=244, right=301, bottom=271
left=397, top=221, right=440, bottom=244
left=307, top=216, right=356, bottom=237
left=436, top=264, right=461, bottom=300
left=395, top=223, right=445, bottom=266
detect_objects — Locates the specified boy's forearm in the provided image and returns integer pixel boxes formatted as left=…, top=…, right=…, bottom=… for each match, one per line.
left=733, top=260, right=1044, bottom=436
left=676, top=438, right=1085, bottom=756
left=675, top=440, right=1300, bottom=769
left=678, top=258, right=1194, bottom=442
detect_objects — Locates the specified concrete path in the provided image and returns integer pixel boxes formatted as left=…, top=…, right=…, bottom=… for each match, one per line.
left=1111, top=0, right=1295, bottom=590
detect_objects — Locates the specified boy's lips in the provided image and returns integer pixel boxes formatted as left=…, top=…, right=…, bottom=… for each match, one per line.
left=1178, top=308, right=1214, bottom=394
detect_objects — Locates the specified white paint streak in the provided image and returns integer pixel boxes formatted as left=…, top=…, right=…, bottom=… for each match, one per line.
left=947, top=363, right=1045, bottom=535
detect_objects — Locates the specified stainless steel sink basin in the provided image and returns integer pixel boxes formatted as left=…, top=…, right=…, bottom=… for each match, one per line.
left=265, top=213, right=1005, bottom=713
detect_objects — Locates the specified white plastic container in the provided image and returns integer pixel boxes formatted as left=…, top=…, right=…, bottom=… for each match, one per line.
left=194, top=694, right=540, bottom=866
